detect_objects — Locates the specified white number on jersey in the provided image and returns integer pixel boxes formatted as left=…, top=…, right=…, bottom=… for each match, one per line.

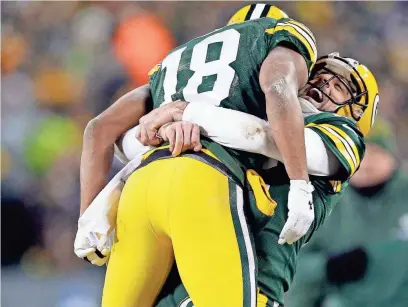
left=160, top=29, right=241, bottom=106
left=161, top=47, right=186, bottom=103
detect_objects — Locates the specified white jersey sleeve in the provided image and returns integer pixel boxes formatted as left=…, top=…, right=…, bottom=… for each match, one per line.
left=183, top=102, right=339, bottom=176
left=114, top=126, right=152, bottom=164
left=118, top=102, right=340, bottom=176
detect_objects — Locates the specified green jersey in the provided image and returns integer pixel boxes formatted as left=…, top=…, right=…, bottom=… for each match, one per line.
left=151, top=16, right=319, bottom=307
left=255, top=112, right=365, bottom=304
left=156, top=112, right=366, bottom=307
left=148, top=17, right=317, bottom=179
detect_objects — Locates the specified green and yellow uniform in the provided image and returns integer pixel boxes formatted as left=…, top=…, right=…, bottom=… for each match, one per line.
left=255, top=113, right=365, bottom=305
left=102, top=17, right=317, bottom=307
left=286, top=119, right=408, bottom=307
left=148, top=16, right=317, bottom=178
left=156, top=112, right=365, bottom=307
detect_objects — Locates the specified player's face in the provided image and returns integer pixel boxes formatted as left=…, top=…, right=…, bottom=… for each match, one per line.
left=299, top=73, right=352, bottom=112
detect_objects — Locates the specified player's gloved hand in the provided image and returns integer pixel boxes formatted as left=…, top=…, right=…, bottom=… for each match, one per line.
left=158, top=121, right=202, bottom=156
left=137, top=100, right=189, bottom=146
left=74, top=205, right=116, bottom=266
left=278, top=180, right=315, bottom=245
left=74, top=227, right=114, bottom=266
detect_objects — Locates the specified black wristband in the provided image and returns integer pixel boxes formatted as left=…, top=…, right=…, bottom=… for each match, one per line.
left=326, top=247, right=368, bottom=285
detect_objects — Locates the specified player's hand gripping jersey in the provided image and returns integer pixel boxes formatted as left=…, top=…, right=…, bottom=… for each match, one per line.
left=148, top=16, right=317, bottom=180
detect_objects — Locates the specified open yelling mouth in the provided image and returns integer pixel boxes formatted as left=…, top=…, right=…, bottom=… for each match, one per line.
left=305, top=87, right=324, bottom=104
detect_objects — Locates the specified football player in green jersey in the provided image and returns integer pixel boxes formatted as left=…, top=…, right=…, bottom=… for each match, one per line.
left=75, top=2, right=382, bottom=307
left=105, top=49, right=377, bottom=306
left=77, top=3, right=320, bottom=306
left=137, top=51, right=379, bottom=307
left=126, top=5, right=378, bottom=306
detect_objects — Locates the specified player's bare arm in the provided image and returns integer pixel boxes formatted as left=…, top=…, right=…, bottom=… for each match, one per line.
left=259, top=46, right=309, bottom=182
left=80, top=84, right=151, bottom=214
left=259, top=46, right=315, bottom=245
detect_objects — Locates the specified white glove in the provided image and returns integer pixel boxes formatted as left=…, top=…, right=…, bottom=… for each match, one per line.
left=74, top=227, right=115, bottom=266
left=74, top=154, right=144, bottom=266
left=278, top=180, right=315, bottom=245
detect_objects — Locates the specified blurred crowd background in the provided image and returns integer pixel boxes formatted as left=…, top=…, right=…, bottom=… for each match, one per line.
left=2, top=1, right=408, bottom=307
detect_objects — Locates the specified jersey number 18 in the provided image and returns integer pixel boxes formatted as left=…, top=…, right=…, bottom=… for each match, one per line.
left=161, top=29, right=241, bottom=106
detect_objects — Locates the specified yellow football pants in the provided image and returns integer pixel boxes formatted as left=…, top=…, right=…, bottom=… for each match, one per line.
left=102, top=154, right=257, bottom=307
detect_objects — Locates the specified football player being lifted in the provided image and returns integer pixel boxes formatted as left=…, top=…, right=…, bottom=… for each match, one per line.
left=75, top=3, right=378, bottom=307
left=151, top=6, right=379, bottom=306
left=150, top=51, right=379, bottom=307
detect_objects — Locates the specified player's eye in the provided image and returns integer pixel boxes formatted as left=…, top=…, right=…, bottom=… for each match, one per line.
left=334, top=83, right=343, bottom=92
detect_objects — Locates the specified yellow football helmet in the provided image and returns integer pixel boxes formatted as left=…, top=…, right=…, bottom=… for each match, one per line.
left=227, top=3, right=289, bottom=25
left=310, top=53, right=379, bottom=136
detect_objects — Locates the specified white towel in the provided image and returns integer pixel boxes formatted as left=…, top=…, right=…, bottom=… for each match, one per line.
left=74, top=153, right=145, bottom=264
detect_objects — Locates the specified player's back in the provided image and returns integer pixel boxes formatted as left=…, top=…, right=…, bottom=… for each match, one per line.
left=147, top=17, right=317, bottom=181
left=149, top=17, right=316, bottom=120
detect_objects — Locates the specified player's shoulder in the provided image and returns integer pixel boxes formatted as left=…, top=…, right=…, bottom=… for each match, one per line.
left=305, top=111, right=354, bottom=124
left=256, top=16, right=313, bottom=31
left=262, top=17, right=317, bottom=72
left=306, top=112, right=365, bottom=180
left=305, top=112, right=363, bottom=139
